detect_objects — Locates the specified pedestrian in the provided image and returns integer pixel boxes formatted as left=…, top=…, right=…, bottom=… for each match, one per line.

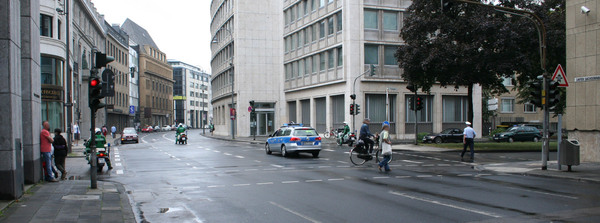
left=378, top=124, right=392, bottom=172
left=52, top=128, right=68, bottom=180
left=461, top=121, right=476, bottom=162
left=359, top=118, right=375, bottom=154
left=209, top=123, right=214, bottom=136
left=102, top=126, right=108, bottom=137
left=111, top=125, right=117, bottom=138
left=40, top=121, right=58, bottom=182
left=73, top=123, right=80, bottom=146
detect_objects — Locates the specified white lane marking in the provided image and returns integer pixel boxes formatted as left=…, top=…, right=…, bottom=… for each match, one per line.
left=270, top=201, right=321, bottom=223
left=235, top=156, right=245, bottom=159
left=282, top=167, right=295, bottom=170
left=337, top=161, right=349, bottom=164
left=438, top=164, right=451, bottom=166
left=373, top=177, right=390, bottom=179
left=207, top=185, right=225, bottom=188
left=176, top=158, right=181, bottom=161
left=213, top=150, right=220, bottom=153
left=282, top=181, right=299, bottom=184
left=402, top=160, right=423, bottom=164
left=324, top=149, right=335, bottom=152
left=161, top=133, right=175, bottom=142
left=389, top=191, right=502, bottom=218
left=192, top=166, right=198, bottom=169
left=271, top=164, right=284, bottom=168
left=306, top=180, right=322, bottom=182
left=422, top=164, right=435, bottom=167
left=257, top=182, right=274, bottom=185
left=197, top=147, right=204, bottom=149
left=245, top=169, right=258, bottom=171
left=115, top=163, right=122, bottom=167
left=115, top=159, right=121, bottom=162
left=328, top=178, right=344, bottom=181
left=224, top=153, right=232, bottom=156
left=254, top=160, right=262, bottom=163
left=205, top=148, right=211, bottom=151
left=396, top=176, right=411, bottom=179
left=116, top=170, right=123, bottom=174
left=318, top=166, right=331, bottom=168
left=233, top=184, right=251, bottom=187
left=417, top=175, right=433, bottom=178
left=506, top=186, right=578, bottom=199
left=186, top=163, right=191, bottom=166
left=114, top=155, right=120, bottom=158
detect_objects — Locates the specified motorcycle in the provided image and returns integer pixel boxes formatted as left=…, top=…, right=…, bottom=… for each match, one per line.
left=84, top=140, right=111, bottom=172
left=177, top=132, right=188, bottom=144
left=336, top=132, right=356, bottom=147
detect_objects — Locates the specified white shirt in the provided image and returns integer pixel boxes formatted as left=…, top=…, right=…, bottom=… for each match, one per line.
left=73, top=124, right=80, bottom=134
left=463, top=126, right=476, bottom=139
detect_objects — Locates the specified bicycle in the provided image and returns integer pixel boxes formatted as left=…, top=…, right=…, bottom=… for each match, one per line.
left=349, top=136, right=392, bottom=165
left=323, top=127, right=337, bottom=139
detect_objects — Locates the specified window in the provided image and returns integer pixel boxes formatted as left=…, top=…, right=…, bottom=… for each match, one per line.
left=191, top=101, right=194, bottom=106
left=291, top=34, right=296, bottom=50
left=41, top=56, right=63, bottom=85
left=313, top=55, right=318, bottom=73
left=285, top=37, right=289, bottom=52
left=319, top=20, right=326, bottom=38
left=364, top=44, right=379, bottom=65
left=383, top=11, right=398, bottom=31
left=328, top=0, right=333, bottom=3
left=320, top=53, right=326, bottom=71
left=364, top=10, right=378, bottom=29
left=299, top=59, right=305, bottom=76
left=305, top=57, right=311, bottom=75
left=57, top=20, right=62, bottom=40
left=290, top=5, right=295, bottom=21
left=312, top=0, right=317, bottom=11
left=40, top=14, right=53, bottom=37
left=502, top=77, right=513, bottom=86
left=312, top=24, right=317, bottom=41
left=293, top=61, right=298, bottom=78
left=524, top=103, right=536, bottom=113
left=285, top=64, right=291, bottom=80
left=298, top=31, right=303, bottom=47
left=304, top=0, right=309, bottom=15
left=367, top=94, right=396, bottom=123
left=328, top=17, right=334, bottom=35
left=328, top=49, right=334, bottom=69
left=304, top=27, right=310, bottom=45
left=443, top=96, right=468, bottom=122
left=190, top=91, right=194, bottom=97
left=337, top=47, right=343, bottom=67
left=284, top=10, right=289, bottom=25
left=384, top=46, right=398, bottom=65
left=320, top=0, right=325, bottom=8
left=336, top=12, right=342, bottom=32
left=501, top=98, right=514, bottom=113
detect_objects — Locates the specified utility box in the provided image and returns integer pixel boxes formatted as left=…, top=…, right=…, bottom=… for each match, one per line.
left=559, top=139, right=580, bottom=171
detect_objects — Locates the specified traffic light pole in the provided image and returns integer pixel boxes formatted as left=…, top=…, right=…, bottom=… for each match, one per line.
left=414, top=91, right=418, bottom=145
left=90, top=68, right=98, bottom=189
left=542, top=76, right=550, bottom=170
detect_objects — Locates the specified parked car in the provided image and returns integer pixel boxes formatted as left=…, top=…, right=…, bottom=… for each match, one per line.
left=141, top=126, right=153, bottom=133
left=423, top=128, right=464, bottom=144
left=121, top=127, right=139, bottom=144
left=162, top=125, right=172, bottom=131
left=154, top=125, right=161, bottom=132
left=493, top=126, right=542, bottom=143
left=265, top=124, right=322, bottom=158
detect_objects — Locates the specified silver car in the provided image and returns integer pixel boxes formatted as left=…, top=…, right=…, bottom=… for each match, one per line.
left=265, top=127, right=322, bottom=158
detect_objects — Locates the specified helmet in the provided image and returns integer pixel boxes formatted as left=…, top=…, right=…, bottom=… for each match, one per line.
left=95, top=128, right=101, bottom=134
left=343, top=122, right=348, bottom=125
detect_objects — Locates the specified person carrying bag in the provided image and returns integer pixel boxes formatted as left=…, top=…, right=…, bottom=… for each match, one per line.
left=378, top=124, right=392, bottom=172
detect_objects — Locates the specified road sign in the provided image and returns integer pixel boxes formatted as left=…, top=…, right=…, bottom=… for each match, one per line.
left=248, top=106, right=253, bottom=112
left=487, top=98, right=498, bottom=105
left=129, top=106, right=135, bottom=114
left=551, top=64, right=569, bottom=87
left=488, top=104, right=498, bottom=111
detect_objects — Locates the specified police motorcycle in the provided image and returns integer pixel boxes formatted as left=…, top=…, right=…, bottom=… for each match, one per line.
left=84, top=128, right=112, bottom=172
left=337, top=131, right=357, bottom=147
left=175, top=124, right=188, bottom=144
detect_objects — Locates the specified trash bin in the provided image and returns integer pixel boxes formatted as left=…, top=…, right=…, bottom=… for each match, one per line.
left=559, top=139, right=580, bottom=171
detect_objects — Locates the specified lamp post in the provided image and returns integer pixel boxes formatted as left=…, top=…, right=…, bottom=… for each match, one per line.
left=211, top=28, right=235, bottom=139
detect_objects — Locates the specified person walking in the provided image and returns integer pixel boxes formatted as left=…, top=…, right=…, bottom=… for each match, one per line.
left=52, top=128, right=68, bottom=180
left=378, top=124, right=392, bottom=172
left=461, top=121, right=476, bottom=162
left=73, top=123, right=80, bottom=146
left=40, top=121, right=58, bottom=182
left=101, top=126, right=108, bottom=137
left=209, top=123, right=214, bottom=136
left=360, top=119, right=375, bottom=154
left=111, top=125, right=117, bottom=138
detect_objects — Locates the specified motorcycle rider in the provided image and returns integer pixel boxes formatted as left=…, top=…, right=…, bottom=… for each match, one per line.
left=85, top=128, right=113, bottom=170
left=338, top=122, right=351, bottom=144
left=175, top=123, right=186, bottom=144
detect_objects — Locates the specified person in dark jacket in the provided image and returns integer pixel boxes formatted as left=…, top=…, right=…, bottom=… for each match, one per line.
left=52, top=128, right=68, bottom=180
left=360, top=118, right=375, bottom=153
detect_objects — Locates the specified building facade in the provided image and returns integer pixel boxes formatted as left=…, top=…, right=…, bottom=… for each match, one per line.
left=169, top=61, right=212, bottom=129
left=566, top=0, right=600, bottom=162
left=122, top=19, right=174, bottom=128
left=128, top=40, right=140, bottom=129
left=210, top=0, right=284, bottom=137
left=104, top=22, right=131, bottom=131
left=281, top=0, right=481, bottom=138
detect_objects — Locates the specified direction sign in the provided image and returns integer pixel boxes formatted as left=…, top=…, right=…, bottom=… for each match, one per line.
left=551, top=64, right=569, bottom=87
left=129, top=106, right=135, bottom=114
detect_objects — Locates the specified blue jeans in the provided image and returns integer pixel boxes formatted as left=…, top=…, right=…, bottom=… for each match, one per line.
left=41, top=152, right=55, bottom=180
left=379, top=154, right=391, bottom=171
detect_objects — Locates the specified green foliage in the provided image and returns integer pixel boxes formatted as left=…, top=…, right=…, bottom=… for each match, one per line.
left=490, top=128, right=507, bottom=136
left=417, top=132, right=429, bottom=143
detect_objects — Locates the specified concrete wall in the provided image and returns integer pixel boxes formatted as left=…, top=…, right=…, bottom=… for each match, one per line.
left=566, top=0, right=600, bottom=162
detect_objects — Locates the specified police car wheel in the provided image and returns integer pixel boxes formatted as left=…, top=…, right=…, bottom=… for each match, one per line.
left=281, top=145, right=288, bottom=157
left=265, top=143, right=272, bottom=155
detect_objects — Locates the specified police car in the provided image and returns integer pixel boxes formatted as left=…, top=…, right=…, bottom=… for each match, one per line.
left=265, top=124, right=322, bottom=158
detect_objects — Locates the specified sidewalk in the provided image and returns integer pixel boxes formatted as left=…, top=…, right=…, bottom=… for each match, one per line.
left=0, top=144, right=135, bottom=223
left=476, top=161, right=600, bottom=183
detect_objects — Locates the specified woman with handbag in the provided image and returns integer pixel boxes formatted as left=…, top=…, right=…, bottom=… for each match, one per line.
left=52, top=128, right=68, bottom=180
left=378, top=124, right=392, bottom=172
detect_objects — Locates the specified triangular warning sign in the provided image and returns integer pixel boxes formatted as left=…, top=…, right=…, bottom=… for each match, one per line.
left=551, top=64, right=569, bottom=87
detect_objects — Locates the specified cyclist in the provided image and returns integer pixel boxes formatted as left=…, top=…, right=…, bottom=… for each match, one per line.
left=359, top=118, right=375, bottom=153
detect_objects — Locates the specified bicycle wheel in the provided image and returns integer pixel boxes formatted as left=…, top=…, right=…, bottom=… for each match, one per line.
left=375, top=149, right=392, bottom=164
left=349, top=148, right=367, bottom=165
left=323, top=132, right=331, bottom=139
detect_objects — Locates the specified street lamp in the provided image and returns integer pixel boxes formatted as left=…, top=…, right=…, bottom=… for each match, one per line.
left=211, top=28, right=235, bottom=139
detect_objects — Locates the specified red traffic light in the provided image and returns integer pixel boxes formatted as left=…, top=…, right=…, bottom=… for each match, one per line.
left=90, top=79, right=100, bottom=87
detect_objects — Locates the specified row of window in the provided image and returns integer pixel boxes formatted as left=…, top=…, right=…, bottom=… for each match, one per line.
left=284, top=0, right=334, bottom=26
left=190, top=101, right=209, bottom=108
left=106, top=66, right=128, bottom=87
left=285, top=11, right=342, bottom=53
left=285, top=47, right=342, bottom=80
left=211, top=69, right=232, bottom=97
left=40, top=14, right=62, bottom=40
left=212, top=42, right=234, bottom=71
left=106, top=92, right=129, bottom=109
left=148, top=46, right=167, bottom=63
left=364, top=9, right=401, bottom=31
left=210, top=0, right=234, bottom=31
left=364, top=44, right=399, bottom=66
left=107, top=41, right=128, bottom=66
left=189, top=91, right=208, bottom=99
left=501, top=98, right=537, bottom=113
left=146, top=79, right=172, bottom=95
left=151, top=96, right=170, bottom=111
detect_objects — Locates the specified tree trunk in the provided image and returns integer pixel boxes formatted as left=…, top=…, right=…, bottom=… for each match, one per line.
left=467, top=83, right=474, bottom=125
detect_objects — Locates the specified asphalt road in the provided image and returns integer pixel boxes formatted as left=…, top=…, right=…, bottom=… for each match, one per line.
left=100, top=129, right=600, bottom=223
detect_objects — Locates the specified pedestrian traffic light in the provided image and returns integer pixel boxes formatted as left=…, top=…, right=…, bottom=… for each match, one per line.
left=349, top=104, right=355, bottom=115
left=547, top=80, right=560, bottom=110
left=355, top=104, right=361, bottom=115
left=408, top=96, right=414, bottom=111
left=350, top=94, right=356, bottom=100
left=529, top=80, right=543, bottom=107
left=89, top=76, right=105, bottom=113
left=369, top=64, right=376, bottom=76
left=94, top=52, right=114, bottom=69
left=416, top=96, right=424, bottom=111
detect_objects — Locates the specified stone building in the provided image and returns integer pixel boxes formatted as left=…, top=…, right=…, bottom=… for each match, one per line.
left=169, top=60, right=212, bottom=129
left=566, top=0, right=600, bottom=162
left=104, top=21, right=131, bottom=131
left=121, top=19, right=174, bottom=127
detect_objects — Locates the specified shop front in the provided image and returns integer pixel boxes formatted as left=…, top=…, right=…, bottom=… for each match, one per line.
left=41, top=56, right=65, bottom=130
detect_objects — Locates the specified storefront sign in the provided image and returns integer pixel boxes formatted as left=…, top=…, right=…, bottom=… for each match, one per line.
left=41, top=85, right=63, bottom=102
left=173, top=96, right=187, bottom=100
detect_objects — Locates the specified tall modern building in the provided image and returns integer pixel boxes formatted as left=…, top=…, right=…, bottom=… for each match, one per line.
left=281, top=0, right=481, bottom=138
left=122, top=19, right=174, bottom=127
left=566, top=0, right=599, bottom=162
left=210, top=0, right=284, bottom=137
left=169, top=60, right=212, bottom=128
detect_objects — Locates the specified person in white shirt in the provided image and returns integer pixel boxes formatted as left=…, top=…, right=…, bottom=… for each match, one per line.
left=462, top=121, right=476, bottom=162
left=378, top=124, right=392, bottom=172
left=73, top=123, right=80, bottom=146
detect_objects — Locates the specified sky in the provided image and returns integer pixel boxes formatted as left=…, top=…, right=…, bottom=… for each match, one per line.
left=92, top=0, right=213, bottom=73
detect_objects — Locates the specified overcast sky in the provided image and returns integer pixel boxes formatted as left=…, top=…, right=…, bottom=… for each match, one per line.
left=92, top=0, right=213, bottom=73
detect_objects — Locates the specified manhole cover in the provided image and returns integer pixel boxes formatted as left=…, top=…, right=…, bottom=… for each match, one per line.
left=62, top=195, right=100, bottom=200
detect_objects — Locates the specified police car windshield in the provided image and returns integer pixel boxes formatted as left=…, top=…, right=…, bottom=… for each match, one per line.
left=293, top=129, right=318, bottom=136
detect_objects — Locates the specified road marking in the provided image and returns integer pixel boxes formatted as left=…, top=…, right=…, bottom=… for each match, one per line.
left=192, top=166, right=198, bottom=169
left=207, top=185, right=225, bottom=188
left=233, top=184, right=251, bottom=187
left=257, top=182, right=274, bottom=185
left=306, top=180, right=322, bottom=182
left=235, top=156, right=245, bottom=159
left=389, top=191, right=502, bottom=218
left=328, top=178, right=344, bottom=181
left=396, top=176, right=411, bottom=179
left=336, top=165, right=349, bottom=168
left=176, top=158, right=181, bottom=161
left=197, top=146, right=204, bottom=149
left=402, top=160, right=423, bottom=164
left=245, top=169, right=258, bottom=171
left=422, top=164, right=435, bottom=167
left=506, top=186, right=578, bottom=199
left=417, top=175, right=433, bottom=178
left=223, top=153, right=232, bottom=156
left=114, top=155, right=120, bottom=158
left=115, top=159, right=121, bottom=162
left=115, top=163, right=122, bottom=167
left=254, top=160, right=262, bottom=163
left=437, top=164, right=451, bottom=166
left=271, top=164, right=284, bottom=168
left=186, top=163, right=191, bottom=166
left=213, top=150, right=220, bottom=153
left=205, top=148, right=211, bottom=151
left=337, top=161, right=349, bottom=164
left=373, top=177, right=390, bottom=179
left=282, top=181, right=299, bottom=184
left=282, top=167, right=295, bottom=170
left=269, top=201, right=321, bottom=223
left=324, top=149, right=335, bottom=152
left=318, top=166, right=331, bottom=168
left=116, top=170, right=123, bottom=174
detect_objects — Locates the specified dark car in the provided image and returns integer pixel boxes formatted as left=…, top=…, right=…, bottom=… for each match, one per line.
left=423, top=128, right=463, bottom=144
left=121, top=127, right=139, bottom=144
left=493, top=126, right=541, bottom=143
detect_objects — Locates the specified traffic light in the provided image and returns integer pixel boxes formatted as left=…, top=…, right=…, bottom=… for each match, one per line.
left=528, top=80, right=543, bottom=107
left=349, top=104, right=355, bottom=115
left=416, top=96, right=424, bottom=111
left=249, top=100, right=256, bottom=112
left=355, top=104, right=361, bottom=115
left=94, top=52, right=114, bottom=69
left=406, top=83, right=416, bottom=92
left=547, top=80, right=560, bottom=110
left=369, top=64, right=376, bottom=76
left=89, top=76, right=105, bottom=113
left=101, top=69, right=115, bottom=97
left=408, top=96, right=414, bottom=111
left=350, top=94, right=356, bottom=100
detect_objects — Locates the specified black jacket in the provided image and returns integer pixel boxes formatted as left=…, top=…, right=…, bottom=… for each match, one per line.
left=52, top=135, right=68, bottom=157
